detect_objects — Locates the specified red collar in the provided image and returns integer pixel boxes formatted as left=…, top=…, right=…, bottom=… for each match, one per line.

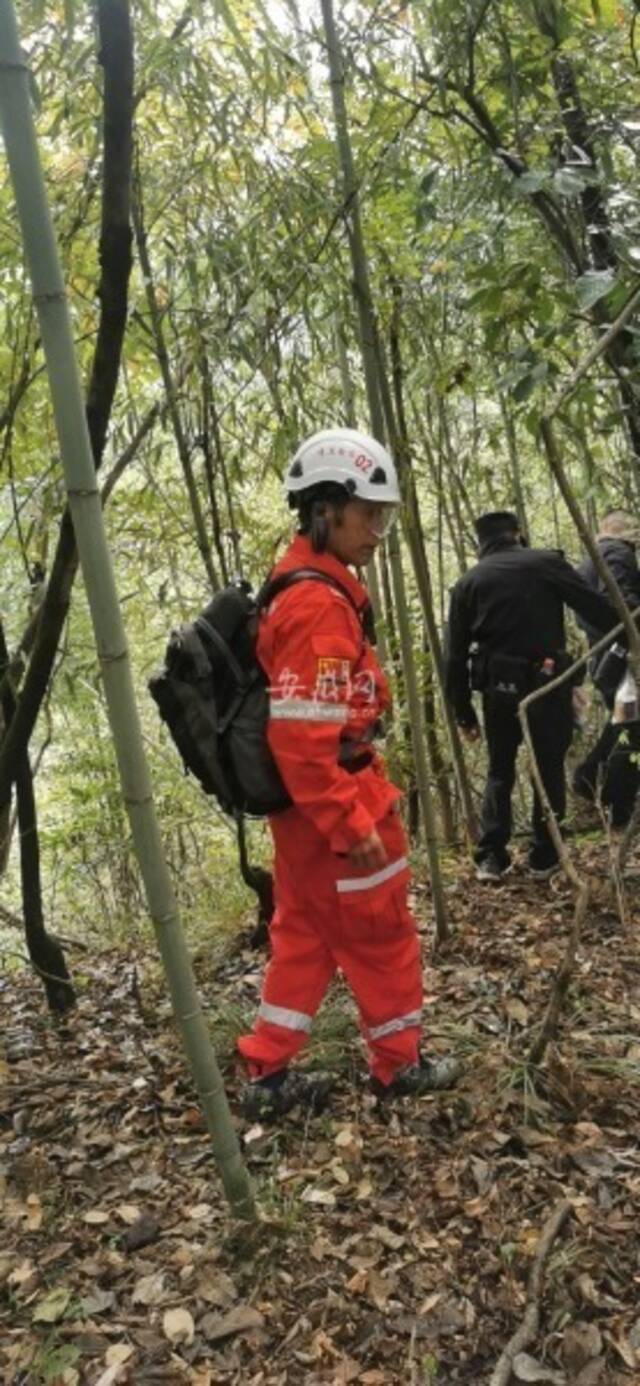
left=274, top=534, right=369, bottom=613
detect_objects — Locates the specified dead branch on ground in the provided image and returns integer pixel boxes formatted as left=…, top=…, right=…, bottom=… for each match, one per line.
left=489, top=1199, right=572, bottom=1386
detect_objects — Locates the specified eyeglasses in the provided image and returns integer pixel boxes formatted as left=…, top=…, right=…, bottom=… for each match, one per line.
left=362, top=503, right=398, bottom=539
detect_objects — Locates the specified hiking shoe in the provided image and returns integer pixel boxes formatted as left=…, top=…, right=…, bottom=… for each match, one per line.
left=371, top=1055, right=461, bottom=1100
left=242, top=1069, right=333, bottom=1123
left=475, top=853, right=508, bottom=883
left=527, top=855, right=560, bottom=881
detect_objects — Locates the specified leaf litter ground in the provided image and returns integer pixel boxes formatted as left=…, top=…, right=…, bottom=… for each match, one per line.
left=1, top=840, right=640, bottom=1385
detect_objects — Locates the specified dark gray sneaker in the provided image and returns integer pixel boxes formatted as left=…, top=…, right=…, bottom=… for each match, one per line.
left=242, top=1069, right=333, bottom=1122
left=527, top=852, right=560, bottom=880
left=371, top=1055, right=461, bottom=1100
left=475, top=853, right=508, bottom=883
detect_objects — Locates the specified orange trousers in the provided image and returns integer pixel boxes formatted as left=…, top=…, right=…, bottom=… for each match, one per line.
left=237, top=805, right=423, bottom=1085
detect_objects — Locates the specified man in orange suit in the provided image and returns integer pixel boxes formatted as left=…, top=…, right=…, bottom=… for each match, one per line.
left=237, top=427, right=459, bottom=1118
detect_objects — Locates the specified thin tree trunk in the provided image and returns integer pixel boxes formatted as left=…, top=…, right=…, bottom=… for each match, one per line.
left=335, top=304, right=357, bottom=428
left=16, top=753, right=75, bottom=1013
left=333, top=302, right=389, bottom=665
left=499, top=395, right=528, bottom=536
left=0, top=619, right=74, bottom=1012
left=132, top=188, right=219, bottom=593
left=0, top=0, right=255, bottom=1220
left=389, top=285, right=478, bottom=843
left=199, top=357, right=229, bottom=585
left=320, top=0, right=448, bottom=940
left=0, top=799, right=10, bottom=875
left=409, top=400, right=468, bottom=575
left=0, top=0, right=134, bottom=813
left=423, top=632, right=455, bottom=845
left=213, top=405, right=243, bottom=577
left=378, top=543, right=419, bottom=837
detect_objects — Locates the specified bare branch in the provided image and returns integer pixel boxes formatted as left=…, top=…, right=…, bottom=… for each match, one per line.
left=490, top=1200, right=572, bottom=1386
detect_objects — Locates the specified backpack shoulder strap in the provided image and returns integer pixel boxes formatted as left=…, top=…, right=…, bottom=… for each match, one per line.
left=257, top=567, right=366, bottom=626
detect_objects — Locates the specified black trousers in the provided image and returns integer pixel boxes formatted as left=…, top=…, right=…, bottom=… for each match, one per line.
left=476, top=686, right=574, bottom=867
left=574, top=717, right=640, bottom=827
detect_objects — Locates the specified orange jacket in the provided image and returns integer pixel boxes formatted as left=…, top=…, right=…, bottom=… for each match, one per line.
left=257, top=535, right=399, bottom=852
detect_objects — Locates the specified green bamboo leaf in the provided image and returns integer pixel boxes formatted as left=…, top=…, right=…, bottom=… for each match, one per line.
left=553, top=166, right=598, bottom=197
left=512, top=170, right=549, bottom=197
left=575, top=269, right=616, bottom=309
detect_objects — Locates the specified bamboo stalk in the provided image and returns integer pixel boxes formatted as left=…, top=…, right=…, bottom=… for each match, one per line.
left=0, top=0, right=254, bottom=1220
left=320, top=0, right=448, bottom=941
left=132, top=187, right=220, bottom=594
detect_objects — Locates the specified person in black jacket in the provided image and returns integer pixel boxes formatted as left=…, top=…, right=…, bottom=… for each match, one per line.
left=572, top=511, right=640, bottom=827
left=445, top=511, right=617, bottom=881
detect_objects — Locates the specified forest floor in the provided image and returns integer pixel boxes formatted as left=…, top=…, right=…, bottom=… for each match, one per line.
left=2, top=835, right=640, bottom=1386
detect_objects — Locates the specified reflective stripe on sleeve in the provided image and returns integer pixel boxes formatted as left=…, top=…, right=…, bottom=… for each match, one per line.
left=336, top=855, right=408, bottom=894
left=258, top=1001, right=313, bottom=1032
left=368, top=1009, right=422, bottom=1041
left=270, top=698, right=348, bottom=723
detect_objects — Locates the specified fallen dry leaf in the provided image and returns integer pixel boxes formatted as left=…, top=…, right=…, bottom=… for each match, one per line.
left=115, top=1203, right=141, bottom=1224
left=187, top=1202, right=213, bottom=1219
left=301, top=1186, right=336, bottom=1207
left=609, top=1329, right=638, bottom=1370
left=93, top=1366, right=126, bottom=1386
left=346, top=1268, right=368, bottom=1295
left=329, top=1158, right=350, bottom=1186
left=196, top=1268, right=237, bottom=1307
left=562, top=1320, right=602, bottom=1372
left=81, top=1287, right=115, bottom=1316
left=371, top=1223, right=405, bottom=1251
left=200, top=1305, right=265, bottom=1342
left=8, top=1258, right=37, bottom=1290
left=121, top=1211, right=160, bottom=1252
left=506, top=997, right=529, bottom=1026
left=132, top=1270, right=166, bottom=1306
left=163, top=1306, right=195, bottom=1346
left=105, top=1344, right=134, bottom=1368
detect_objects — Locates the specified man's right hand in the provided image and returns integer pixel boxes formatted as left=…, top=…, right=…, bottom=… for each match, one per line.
left=347, top=828, right=388, bottom=871
left=459, top=723, right=480, bottom=742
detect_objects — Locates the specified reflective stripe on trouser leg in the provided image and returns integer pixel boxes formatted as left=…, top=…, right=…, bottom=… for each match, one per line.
left=236, top=904, right=335, bottom=1077
left=368, top=1009, right=422, bottom=1041
left=335, top=932, right=422, bottom=1085
left=257, top=1001, right=312, bottom=1032
left=365, top=1013, right=422, bottom=1086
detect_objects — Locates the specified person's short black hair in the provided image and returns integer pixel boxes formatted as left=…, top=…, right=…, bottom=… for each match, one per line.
left=474, top=510, right=520, bottom=544
left=290, top=481, right=353, bottom=534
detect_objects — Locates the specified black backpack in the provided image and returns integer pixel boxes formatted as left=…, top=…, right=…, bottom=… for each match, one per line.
left=148, top=568, right=363, bottom=817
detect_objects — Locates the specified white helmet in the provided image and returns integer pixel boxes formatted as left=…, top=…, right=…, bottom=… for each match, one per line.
left=285, top=427, right=400, bottom=504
